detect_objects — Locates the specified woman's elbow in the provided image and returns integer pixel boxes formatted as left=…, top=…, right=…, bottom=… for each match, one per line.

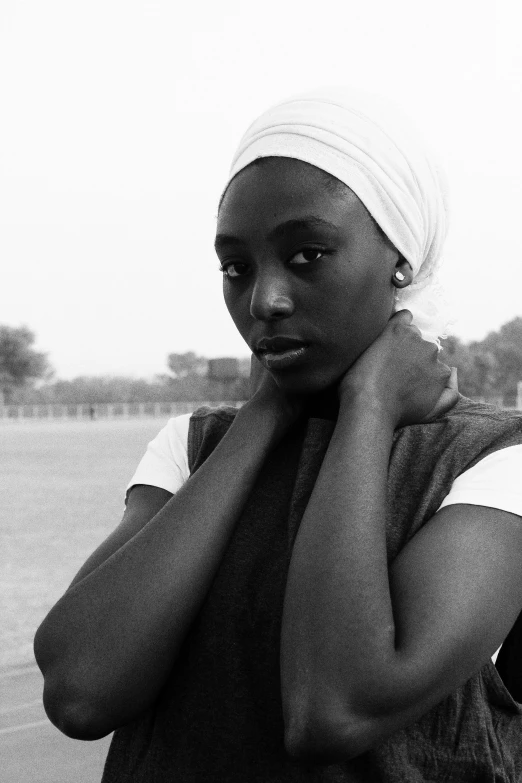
left=42, top=676, right=114, bottom=740
left=47, top=700, right=112, bottom=741
left=35, top=634, right=119, bottom=739
left=284, top=704, right=380, bottom=763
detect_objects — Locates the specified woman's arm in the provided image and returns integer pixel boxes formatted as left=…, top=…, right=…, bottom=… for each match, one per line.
left=34, top=390, right=299, bottom=741
left=280, top=312, right=522, bottom=760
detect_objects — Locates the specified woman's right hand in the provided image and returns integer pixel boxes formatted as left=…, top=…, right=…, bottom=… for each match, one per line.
left=248, top=354, right=306, bottom=432
left=35, top=354, right=302, bottom=740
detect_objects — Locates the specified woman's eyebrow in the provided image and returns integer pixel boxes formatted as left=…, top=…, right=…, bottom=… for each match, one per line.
left=214, top=233, right=244, bottom=252
left=267, top=217, right=340, bottom=241
left=215, top=217, right=340, bottom=251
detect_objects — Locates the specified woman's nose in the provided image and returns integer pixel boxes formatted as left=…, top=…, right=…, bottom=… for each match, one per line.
left=249, top=275, right=295, bottom=321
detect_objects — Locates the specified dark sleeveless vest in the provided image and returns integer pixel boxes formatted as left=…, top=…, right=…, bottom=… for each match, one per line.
left=102, top=397, right=522, bottom=782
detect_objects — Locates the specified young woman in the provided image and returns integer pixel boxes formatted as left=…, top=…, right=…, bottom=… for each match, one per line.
left=35, top=89, right=522, bottom=781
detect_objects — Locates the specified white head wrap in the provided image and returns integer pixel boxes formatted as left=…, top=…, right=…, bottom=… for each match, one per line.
left=224, top=87, right=452, bottom=345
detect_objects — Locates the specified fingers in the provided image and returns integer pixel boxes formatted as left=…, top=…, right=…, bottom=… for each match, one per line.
left=250, top=353, right=261, bottom=374
left=249, top=354, right=266, bottom=397
left=390, top=308, right=413, bottom=325
left=389, top=309, right=423, bottom=339
left=421, top=367, right=459, bottom=422
left=446, top=366, right=458, bottom=392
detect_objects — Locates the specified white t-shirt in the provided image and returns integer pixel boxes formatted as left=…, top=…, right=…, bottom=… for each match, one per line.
left=128, top=413, right=522, bottom=664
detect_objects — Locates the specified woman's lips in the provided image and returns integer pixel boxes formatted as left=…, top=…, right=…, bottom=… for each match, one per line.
left=254, top=336, right=310, bottom=370
left=260, top=346, right=308, bottom=370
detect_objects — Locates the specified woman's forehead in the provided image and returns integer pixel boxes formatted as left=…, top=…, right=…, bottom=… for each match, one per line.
left=217, top=157, right=363, bottom=233
left=223, top=156, right=347, bottom=201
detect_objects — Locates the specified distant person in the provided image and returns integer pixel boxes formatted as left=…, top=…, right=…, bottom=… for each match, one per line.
left=89, top=404, right=96, bottom=421
left=34, top=89, right=522, bottom=781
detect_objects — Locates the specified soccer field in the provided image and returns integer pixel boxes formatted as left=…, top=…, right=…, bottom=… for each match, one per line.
left=1, top=417, right=171, bottom=670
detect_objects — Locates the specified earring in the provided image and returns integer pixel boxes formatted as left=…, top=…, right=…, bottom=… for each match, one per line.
left=394, top=271, right=405, bottom=282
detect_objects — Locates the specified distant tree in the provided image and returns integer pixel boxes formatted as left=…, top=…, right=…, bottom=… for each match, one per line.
left=237, top=357, right=251, bottom=377
left=166, top=351, right=208, bottom=378
left=480, top=317, right=522, bottom=405
left=0, top=325, right=52, bottom=403
left=441, top=336, right=498, bottom=400
left=38, top=376, right=176, bottom=405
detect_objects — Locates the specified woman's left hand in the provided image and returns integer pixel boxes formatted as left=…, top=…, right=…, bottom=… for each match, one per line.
left=338, top=310, right=459, bottom=428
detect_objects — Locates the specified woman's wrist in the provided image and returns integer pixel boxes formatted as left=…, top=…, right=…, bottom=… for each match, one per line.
left=235, top=396, right=296, bottom=443
left=338, top=389, right=398, bottom=433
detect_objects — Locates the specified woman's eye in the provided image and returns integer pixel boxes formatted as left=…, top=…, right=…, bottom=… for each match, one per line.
left=220, top=262, right=248, bottom=279
left=289, top=248, right=326, bottom=265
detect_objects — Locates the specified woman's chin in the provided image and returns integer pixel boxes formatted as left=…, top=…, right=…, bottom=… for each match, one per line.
left=273, top=372, right=325, bottom=394
left=273, top=371, right=342, bottom=416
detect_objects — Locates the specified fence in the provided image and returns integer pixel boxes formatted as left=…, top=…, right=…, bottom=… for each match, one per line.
left=0, top=401, right=244, bottom=423
left=1, top=395, right=520, bottom=423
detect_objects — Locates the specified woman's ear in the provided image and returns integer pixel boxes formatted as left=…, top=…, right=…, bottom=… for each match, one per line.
left=392, top=257, right=413, bottom=289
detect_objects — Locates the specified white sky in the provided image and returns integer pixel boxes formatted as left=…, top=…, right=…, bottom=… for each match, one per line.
left=0, top=0, right=520, bottom=379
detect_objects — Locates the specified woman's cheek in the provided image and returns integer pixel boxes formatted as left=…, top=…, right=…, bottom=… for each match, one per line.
left=223, top=293, right=249, bottom=339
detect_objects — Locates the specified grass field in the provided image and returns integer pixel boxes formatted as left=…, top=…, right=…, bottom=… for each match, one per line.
left=1, top=417, right=172, bottom=669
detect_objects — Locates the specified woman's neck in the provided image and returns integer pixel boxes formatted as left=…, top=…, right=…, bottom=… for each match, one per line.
left=305, top=387, right=340, bottom=420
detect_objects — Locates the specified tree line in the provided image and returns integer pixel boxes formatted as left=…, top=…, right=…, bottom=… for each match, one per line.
left=0, top=331, right=250, bottom=405
left=441, top=318, right=522, bottom=406
left=2, top=320, right=522, bottom=407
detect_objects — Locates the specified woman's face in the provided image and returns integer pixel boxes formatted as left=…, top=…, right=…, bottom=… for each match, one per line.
left=216, top=157, right=400, bottom=395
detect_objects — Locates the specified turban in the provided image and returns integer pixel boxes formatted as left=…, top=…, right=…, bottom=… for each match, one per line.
left=224, top=88, right=452, bottom=345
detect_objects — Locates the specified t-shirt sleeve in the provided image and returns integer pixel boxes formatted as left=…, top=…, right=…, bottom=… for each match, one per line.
left=126, top=413, right=191, bottom=496
left=438, top=444, right=522, bottom=516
